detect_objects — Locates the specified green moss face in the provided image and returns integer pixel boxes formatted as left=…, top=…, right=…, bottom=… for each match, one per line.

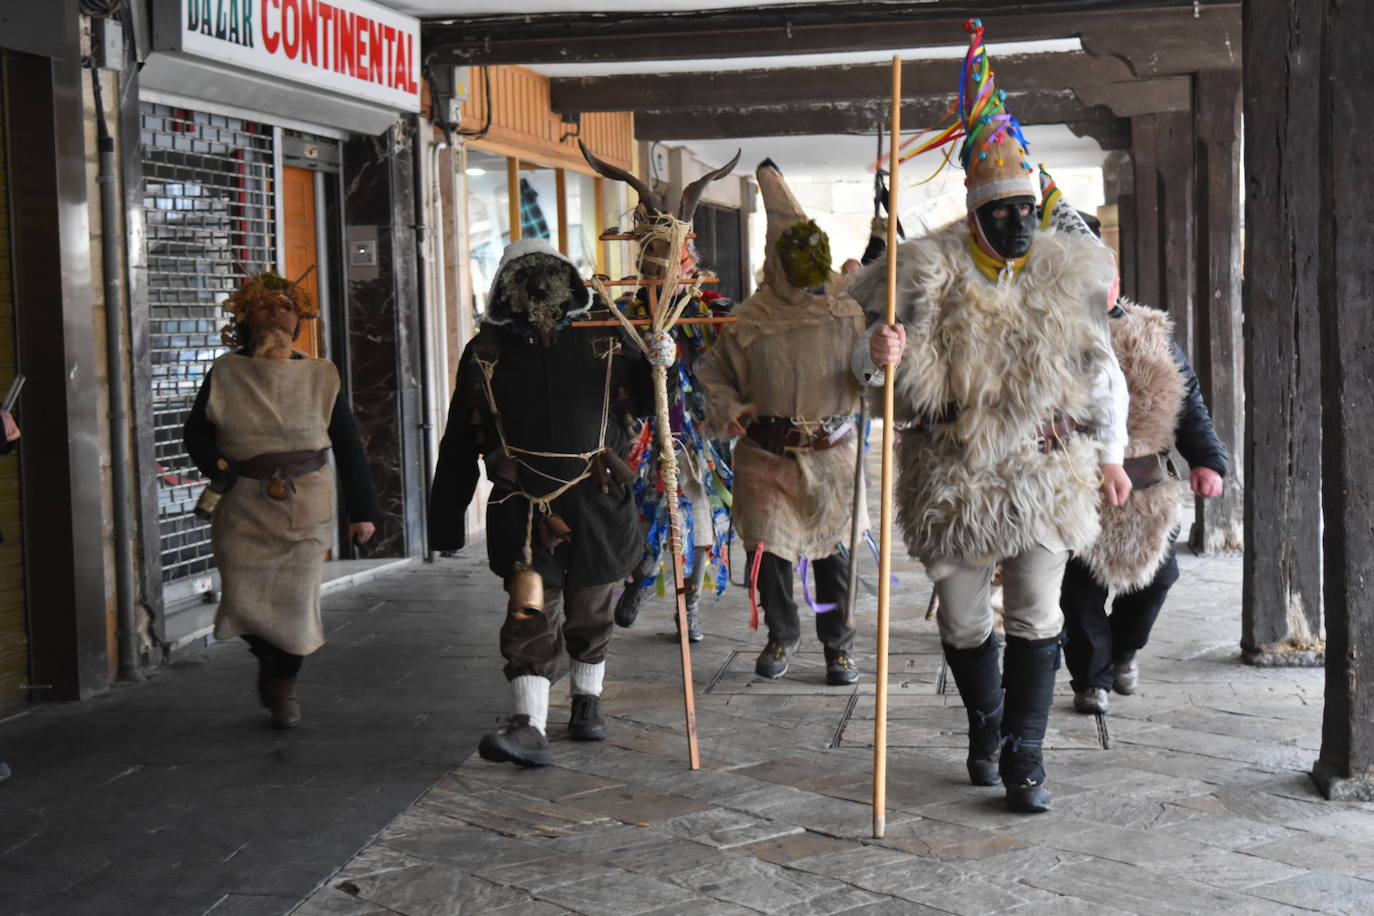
left=774, top=220, right=832, bottom=290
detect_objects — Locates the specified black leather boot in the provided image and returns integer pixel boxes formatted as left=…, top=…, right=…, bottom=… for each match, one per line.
left=942, top=635, right=1004, bottom=786
left=614, top=581, right=651, bottom=628
left=999, top=635, right=1059, bottom=813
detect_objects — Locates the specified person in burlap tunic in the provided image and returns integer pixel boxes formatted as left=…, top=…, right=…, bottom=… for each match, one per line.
left=184, top=273, right=376, bottom=728
left=696, top=160, right=868, bottom=686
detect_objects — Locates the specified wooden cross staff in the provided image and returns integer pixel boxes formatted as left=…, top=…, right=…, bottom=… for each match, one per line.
left=873, top=55, right=903, bottom=840
left=572, top=245, right=736, bottom=771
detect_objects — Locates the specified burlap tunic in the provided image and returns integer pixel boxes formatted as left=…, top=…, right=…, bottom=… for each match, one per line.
left=697, top=284, right=869, bottom=564
left=206, top=354, right=339, bottom=656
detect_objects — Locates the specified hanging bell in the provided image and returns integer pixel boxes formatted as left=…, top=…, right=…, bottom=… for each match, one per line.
left=508, top=563, right=544, bottom=621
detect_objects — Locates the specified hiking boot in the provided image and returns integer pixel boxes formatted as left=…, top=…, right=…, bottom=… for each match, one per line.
left=614, top=582, right=650, bottom=628
left=1113, top=655, right=1139, bottom=695
left=1073, top=687, right=1109, bottom=715
left=569, top=694, right=607, bottom=741
left=825, top=650, right=860, bottom=686
left=755, top=639, right=798, bottom=679
left=479, top=715, right=552, bottom=767
left=675, top=591, right=703, bottom=643
left=266, top=676, right=301, bottom=729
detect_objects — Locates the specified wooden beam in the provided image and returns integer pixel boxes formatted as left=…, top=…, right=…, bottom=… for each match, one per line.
left=426, top=3, right=1239, bottom=67
left=632, top=91, right=1124, bottom=142
left=1073, top=77, right=1192, bottom=118
left=1156, top=108, right=1194, bottom=363
left=1081, top=4, right=1241, bottom=76
left=550, top=52, right=1136, bottom=114
left=1314, top=0, right=1374, bottom=802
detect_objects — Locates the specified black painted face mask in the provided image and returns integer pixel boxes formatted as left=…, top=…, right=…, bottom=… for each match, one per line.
left=974, top=195, right=1037, bottom=260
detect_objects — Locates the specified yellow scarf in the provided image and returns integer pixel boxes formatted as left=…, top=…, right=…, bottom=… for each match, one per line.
left=967, top=233, right=1030, bottom=284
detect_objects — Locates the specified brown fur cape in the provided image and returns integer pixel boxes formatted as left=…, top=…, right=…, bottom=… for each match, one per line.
left=1079, top=300, right=1185, bottom=591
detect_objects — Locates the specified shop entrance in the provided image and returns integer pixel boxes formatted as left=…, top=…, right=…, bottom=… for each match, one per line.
left=282, top=165, right=322, bottom=358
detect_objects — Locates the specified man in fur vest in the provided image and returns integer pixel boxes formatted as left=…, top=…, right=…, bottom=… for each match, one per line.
left=697, top=160, right=868, bottom=686
left=1037, top=175, right=1230, bottom=716
left=848, top=21, right=1132, bottom=813
left=429, top=239, right=658, bottom=767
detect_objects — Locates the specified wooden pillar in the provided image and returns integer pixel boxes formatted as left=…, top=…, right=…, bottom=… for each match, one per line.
left=554, top=167, right=569, bottom=256
left=1314, top=0, right=1374, bottom=801
left=1157, top=108, right=1195, bottom=360
left=1130, top=115, right=1161, bottom=309
left=1117, top=191, right=1138, bottom=301
left=1190, top=74, right=1244, bottom=555
left=507, top=157, right=521, bottom=242
left=1241, top=23, right=1323, bottom=668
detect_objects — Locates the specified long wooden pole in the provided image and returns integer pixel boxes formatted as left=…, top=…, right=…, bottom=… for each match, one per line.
left=873, top=55, right=902, bottom=840
left=650, top=279, right=701, bottom=771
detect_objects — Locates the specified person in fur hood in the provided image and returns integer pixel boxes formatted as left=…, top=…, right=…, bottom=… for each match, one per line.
left=696, top=159, right=869, bottom=687
left=1038, top=175, right=1230, bottom=716
left=848, top=20, right=1132, bottom=814
left=428, top=239, right=659, bottom=767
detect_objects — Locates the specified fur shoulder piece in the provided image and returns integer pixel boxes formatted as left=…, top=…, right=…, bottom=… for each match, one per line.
left=1111, top=300, right=1184, bottom=457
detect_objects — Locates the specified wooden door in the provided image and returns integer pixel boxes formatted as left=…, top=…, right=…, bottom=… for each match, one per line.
left=282, top=166, right=322, bottom=357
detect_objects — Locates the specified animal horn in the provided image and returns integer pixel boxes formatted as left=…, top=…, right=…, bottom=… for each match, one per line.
left=677, top=148, right=742, bottom=221
left=578, top=139, right=660, bottom=212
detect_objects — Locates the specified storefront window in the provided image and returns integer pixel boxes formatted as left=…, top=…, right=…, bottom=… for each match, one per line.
left=518, top=163, right=559, bottom=248
left=563, top=171, right=599, bottom=276
left=465, top=149, right=510, bottom=318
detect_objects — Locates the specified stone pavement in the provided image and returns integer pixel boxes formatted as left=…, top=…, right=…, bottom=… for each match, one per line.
left=292, top=539, right=1374, bottom=916
left=0, top=559, right=517, bottom=916
left=5, top=509, right=1374, bottom=915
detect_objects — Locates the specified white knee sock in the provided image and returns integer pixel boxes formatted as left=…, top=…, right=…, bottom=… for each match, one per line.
left=510, top=675, right=550, bottom=735
left=570, top=660, right=605, bottom=697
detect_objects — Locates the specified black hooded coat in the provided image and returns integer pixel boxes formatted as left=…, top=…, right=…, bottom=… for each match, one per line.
left=428, top=241, right=656, bottom=588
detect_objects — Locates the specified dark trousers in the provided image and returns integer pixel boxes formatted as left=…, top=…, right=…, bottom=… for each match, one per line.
left=754, top=548, right=855, bottom=653
left=242, top=635, right=304, bottom=679
left=501, top=580, right=617, bottom=681
left=1061, top=544, right=1180, bottom=692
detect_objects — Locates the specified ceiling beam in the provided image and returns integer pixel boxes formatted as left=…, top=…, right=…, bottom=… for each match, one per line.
left=551, top=52, right=1137, bottom=114
left=1073, top=76, right=1192, bottom=117
left=632, top=90, right=1128, bottom=149
left=425, top=2, right=1239, bottom=68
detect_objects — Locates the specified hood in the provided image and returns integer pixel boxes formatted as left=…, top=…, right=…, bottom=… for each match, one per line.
left=484, top=238, right=592, bottom=334
left=757, top=159, right=834, bottom=305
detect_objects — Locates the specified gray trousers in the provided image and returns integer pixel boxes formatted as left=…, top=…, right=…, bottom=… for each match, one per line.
left=932, top=545, right=1070, bottom=650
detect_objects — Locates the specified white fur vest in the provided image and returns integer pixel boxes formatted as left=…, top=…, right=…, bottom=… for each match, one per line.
left=850, top=222, right=1117, bottom=568
left=1079, top=300, right=1185, bottom=591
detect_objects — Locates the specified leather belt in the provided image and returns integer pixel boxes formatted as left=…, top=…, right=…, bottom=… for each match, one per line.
left=1122, top=453, right=1170, bottom=490
left=746, top=416, right=854, bottom=456
left=238, top=449, right=327, bottom=480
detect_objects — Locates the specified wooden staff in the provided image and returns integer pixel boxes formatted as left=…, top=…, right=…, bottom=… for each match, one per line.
left=873, top=54, right=902, bottom=840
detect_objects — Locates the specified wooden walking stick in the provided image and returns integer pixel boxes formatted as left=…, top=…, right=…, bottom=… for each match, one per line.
left=873, top=54, right=902, bottom=840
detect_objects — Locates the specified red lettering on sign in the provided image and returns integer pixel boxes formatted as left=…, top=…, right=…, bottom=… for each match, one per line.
left=261, top=0, right=280, bottom=53
left=282, top=0, right=299, bottom=58
left=339, top=11, right=354, bottom=77
left=319, top=3, right=333, bottom=68
left=300, top=0, right=318, bottom=66
left=367, top=19, right=383, bottom=85
left=408, top=33, right=419, bottom=93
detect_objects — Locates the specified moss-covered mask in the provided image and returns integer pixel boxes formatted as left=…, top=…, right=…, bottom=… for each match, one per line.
left=495, top=252, right=576, bottom=335
left=775, top=220, right=832, bottom=290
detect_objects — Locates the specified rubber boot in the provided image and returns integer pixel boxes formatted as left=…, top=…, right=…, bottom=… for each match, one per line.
left=999, top=634, right=1059, bottom=813
left=942, top=636, right=1004, bottom=787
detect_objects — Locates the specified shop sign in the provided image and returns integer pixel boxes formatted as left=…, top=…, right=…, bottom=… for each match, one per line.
left=173, top=0, right=420, bottom=112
